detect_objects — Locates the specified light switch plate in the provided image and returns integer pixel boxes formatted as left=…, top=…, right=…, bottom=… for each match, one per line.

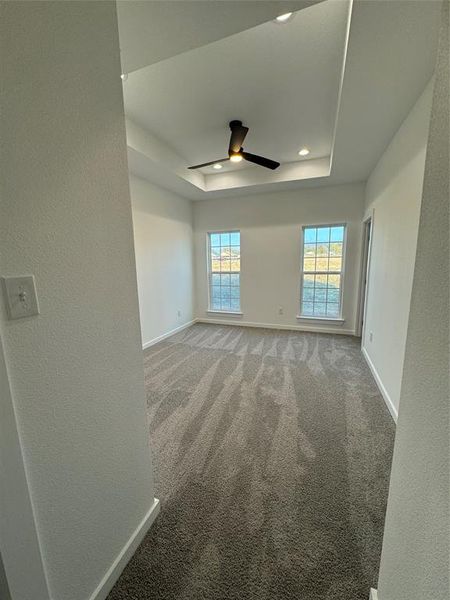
left=2, top=276, right=40, bottom=320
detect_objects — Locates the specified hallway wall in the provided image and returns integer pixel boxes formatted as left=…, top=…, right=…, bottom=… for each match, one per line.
left=376, top=3, right=449, bottom=597
left=0, top=3, right=156, bottom=599
left=362, top=81, right=433, bottom=420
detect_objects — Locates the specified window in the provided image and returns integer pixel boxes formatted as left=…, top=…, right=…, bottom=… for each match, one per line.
left=300, top=224, right=346, bottom=319
left=208, top=231, right=241, bottom=312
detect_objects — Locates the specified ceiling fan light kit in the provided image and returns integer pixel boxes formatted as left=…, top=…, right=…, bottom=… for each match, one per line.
left=188, top=120, right=280, bottom=171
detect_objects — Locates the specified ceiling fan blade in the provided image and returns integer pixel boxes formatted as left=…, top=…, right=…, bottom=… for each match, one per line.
left=229, top=120, right=249, bottom=154
left=242, top=151, right=280, bottom=170
left=188, top=158, right=230, bottom=170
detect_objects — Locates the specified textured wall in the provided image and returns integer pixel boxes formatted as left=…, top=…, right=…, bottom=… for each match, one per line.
left=377, top=2, right=449, bottom=598
left=194, top=183, right=364, bottom=334
left=0, top=3, right=154, bottom=599
left=363, top=82, right=433, bottom=417
left=131, top=176, right=194, bottom=346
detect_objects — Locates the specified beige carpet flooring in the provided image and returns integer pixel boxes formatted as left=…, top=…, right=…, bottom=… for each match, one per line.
left=108, top=324, right=395, bottom=600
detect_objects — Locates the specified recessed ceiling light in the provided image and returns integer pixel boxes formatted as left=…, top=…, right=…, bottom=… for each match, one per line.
left=229, top=154, right=243, bottom=163
left=213, top=163, right=223, bottom=170
left=275, top=12, right=294, bottom=23
left=298, top=147, right=310, bottom=156
left=120, top=73, right=128, bottom=81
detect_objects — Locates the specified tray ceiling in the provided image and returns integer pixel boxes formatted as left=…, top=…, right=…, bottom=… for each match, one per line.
left=119, top=0, right=440, bottom=200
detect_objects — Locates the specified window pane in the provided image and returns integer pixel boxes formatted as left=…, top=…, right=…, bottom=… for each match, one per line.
left=221, top=298, right=231, bottom=311
left=304, top=257, right=316, bottom=272
left=330, top=242, right=342, bottom=257
left=330, top=226, right=344, bottom=242
left=211, top=298, right=221, bottom=310
left=326, top=303, right=339, bottom=317
left=313, top=302, right=326, bottom=316
left=328, top=274, right=341, bottom=288
left=302, top=302, right=314, bottom=315
left=221, top=286, right=231, bottom=300
left=300, top=225, right=346, bottom=318
left=303, top=274, right=315, bottom=288
left=230, top=259, right=240, bottom=272
left=302, top=286, right=314, bottom=302
left=304, top=228, right=317, bottom=243
left=317, top=227, right=330, bottom=243
left=327, top=288, right=340, bottom=303
left=210, top=233, right=220, bottom=246
left=230, top=297, right=240, bottom=311
left=328, top=256, right=342, bottom=271
left=316, top=257, right=329, bottom=272
left=316, top=243, right=329, bottom=257
left=209, top=231, right=240, bottom=312
left=230, top=232, right=240, bottom=245
left=314, top=288, right=327, bottom=303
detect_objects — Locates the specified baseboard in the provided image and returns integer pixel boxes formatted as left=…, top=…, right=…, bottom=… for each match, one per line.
left=370, top=588, right=379, bottom=600
left=88, top=498, right=160, bottom=600
left=196, top=317, right=355, bottom=336
left=142, top=320, right=196, bottom=349
left=362, top=346, right=398, bottom=423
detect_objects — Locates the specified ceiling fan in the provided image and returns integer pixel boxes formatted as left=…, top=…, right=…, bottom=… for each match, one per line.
left=188, top=120, right=280, bottom=171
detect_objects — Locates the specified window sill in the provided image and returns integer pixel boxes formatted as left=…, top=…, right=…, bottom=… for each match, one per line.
left=296, top=315, right=345, bottom=323
left=207, top=310, right=243, bottom=316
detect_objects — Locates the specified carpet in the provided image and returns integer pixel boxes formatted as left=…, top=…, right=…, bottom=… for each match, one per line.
left=107, top=323, right=395, bottom=600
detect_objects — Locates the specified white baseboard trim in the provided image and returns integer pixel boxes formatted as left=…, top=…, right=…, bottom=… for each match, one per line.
left=362, top=346, right=398, bottom=422
left=142, top=320, right=196, bottom=349
left=369, top=588, right=379, bottom=600
left=89, top=498, right=160, bottom=600
left=197, top=318, right=355, bottom=336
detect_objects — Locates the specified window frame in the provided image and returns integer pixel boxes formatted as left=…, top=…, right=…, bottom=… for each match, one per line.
left=298, top=223, right=347, bottom=321
left=206, top=229, right=242, bottom=314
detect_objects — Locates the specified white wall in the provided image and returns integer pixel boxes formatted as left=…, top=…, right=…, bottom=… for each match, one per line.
left=0, top=553, right=12, bottom=600
left=0, top=334, right=49, bottom=600
left=362, top=82, right=433, bottom=420
left=376, top=5, right=449, bottom=597
left=131, top=176, right=194, bottom=346
left=0, top=3, right=155, bottom=600
left=193, top=183, right=365, bottom=334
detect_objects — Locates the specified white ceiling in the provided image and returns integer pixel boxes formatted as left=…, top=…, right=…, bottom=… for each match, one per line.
left=118, top=0, right=441, bottom=200
left=330, top=0, right=441, bottom=185
left=124, top=0, right=349, bottom=174
left=117, top=0, right=322, bottom=73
